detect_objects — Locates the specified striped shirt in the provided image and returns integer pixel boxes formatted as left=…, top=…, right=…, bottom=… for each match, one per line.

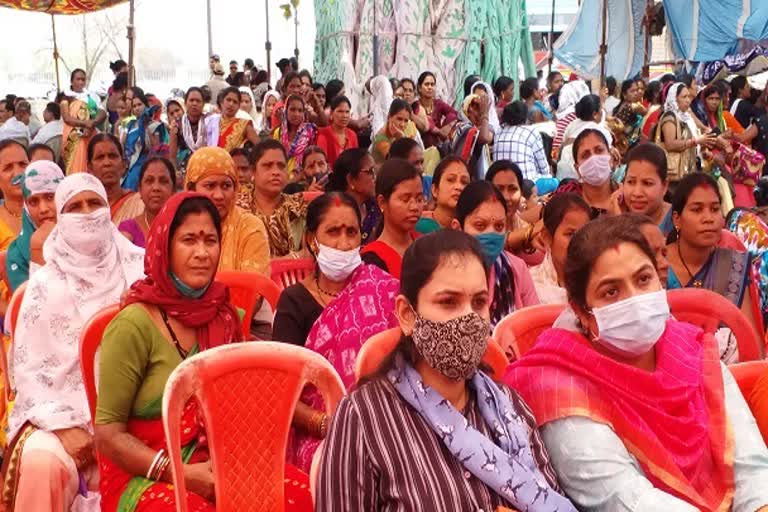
left=316, top=376, right=561, bottom=511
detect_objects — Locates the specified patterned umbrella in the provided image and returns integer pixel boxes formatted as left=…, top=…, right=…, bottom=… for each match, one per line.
left=0, top=0, right=126, bottom=14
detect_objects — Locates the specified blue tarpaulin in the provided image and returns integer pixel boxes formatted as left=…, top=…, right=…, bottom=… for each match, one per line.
left=553, top=0, right=647, bottom=80
left=663, top=0, right=768, bottom=62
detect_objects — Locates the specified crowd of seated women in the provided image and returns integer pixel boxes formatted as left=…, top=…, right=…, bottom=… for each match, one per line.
left=0, top=69, right=768, bottom=512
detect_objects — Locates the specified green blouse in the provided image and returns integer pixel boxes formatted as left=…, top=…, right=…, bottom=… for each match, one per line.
left=415, top=217, right=442, bottom=235
left=95, top=304, right=198, bottom=424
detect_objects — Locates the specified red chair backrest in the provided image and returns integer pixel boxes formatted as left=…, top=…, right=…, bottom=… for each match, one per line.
left=215, top=271, right=281, bottom=338
left=354, top=327, right=510, bottom=382
left=728, top=360, right=768, bottom=444
left=718, top=229, right=747, bottom=251
left=78, top=304, right=120, bottom=422
left=162, top=342, right=345, bottom=512
left=2, top=282, right=27, bottom=403
left=270, top=258, right=315, bottom=292
left=667, top=288, right=762, bottom=361
left=492, top=304, right=567, bottom=359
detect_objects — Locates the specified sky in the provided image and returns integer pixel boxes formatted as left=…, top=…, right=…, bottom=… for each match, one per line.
left=0, top=0, right=317, bottom=96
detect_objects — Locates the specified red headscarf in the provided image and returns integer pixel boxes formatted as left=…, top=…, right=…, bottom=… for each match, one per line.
left=123, top=192, right=243, bottom=350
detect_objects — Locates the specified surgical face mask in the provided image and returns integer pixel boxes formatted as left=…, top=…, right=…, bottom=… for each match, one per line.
left=475, top=232, right=506, bottom=265
left=591, top=289, right=670, bottom=356
left=57, top=208, right=112, bottom=258
left=578, top=153, right=612, bottom=186
left=315, top=240, right=362, bottom=282
left=170, top=272, right=209, bottom=299
left=411, top=311, right=490, bottom=380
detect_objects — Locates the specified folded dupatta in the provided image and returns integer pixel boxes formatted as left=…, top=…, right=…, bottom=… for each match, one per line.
left=504, top=320, right=734, bottom=511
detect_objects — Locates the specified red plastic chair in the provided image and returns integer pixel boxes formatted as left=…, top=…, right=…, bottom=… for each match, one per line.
left=492, top=304, right=567, bottom=359
left=1, top=282, right=26, bottom=403
left=667, top=288, right=762, bottom=361
left=6, top=281, right=26, bottom=341
left=162, top=342, right=345, bottom=512
left=78, top=304, right=120, bottom=422
left=216, top=270, right=281, bottom=338
left=302, top=191, right=323, bottom=203
left=718, top=229, right=747, bottom=251
left=354, top=327, right=510, bottom=382
left=270, top=258, right=315, bottom=292
left=728, top=361, right=768, bottom=444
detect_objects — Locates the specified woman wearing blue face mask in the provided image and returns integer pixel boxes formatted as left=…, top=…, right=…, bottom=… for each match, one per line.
left=273, top=191, right=400, bottom=472
left=452, top=181, right=539, bottom=328
left=506, top=214, right=768, bottom=511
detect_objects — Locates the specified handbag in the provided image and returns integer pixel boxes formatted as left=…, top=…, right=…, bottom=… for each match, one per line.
left=654, top=113, right=694, bottom=181
left=731, top=143, right=765, bottom=187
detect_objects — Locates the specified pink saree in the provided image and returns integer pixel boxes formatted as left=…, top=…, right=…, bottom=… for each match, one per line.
left=288, top=264, right=399, bottom=471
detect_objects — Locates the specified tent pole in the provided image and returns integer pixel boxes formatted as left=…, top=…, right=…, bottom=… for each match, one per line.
left=642, top=0, right=651, bottom=79
left=127, top=0, right=135, bottom=87
left=373, top=0, right=379, bottom=76
left=548, top=0, right=556, bottom=75
left=265, top=0, right=272, bottom=84
left=206, top=0, right=213, bottom=61
left=51, top=14, right=61, bottom=93
left=599, top=0, right=607, bottom=85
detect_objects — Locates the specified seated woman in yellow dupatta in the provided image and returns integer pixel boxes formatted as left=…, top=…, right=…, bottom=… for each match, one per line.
left=506, top=215, right=768, bottom=511
left=60, top=68, right=107, bottom=174
left=86, top=133, right=145, bottom=224
left=185, top=146, right=270, bottom=274
left=204, top=86, right=260, bottom=153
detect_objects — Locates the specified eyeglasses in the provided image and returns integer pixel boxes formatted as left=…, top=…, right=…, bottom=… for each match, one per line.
left=360, top=167, right=375, bottom=178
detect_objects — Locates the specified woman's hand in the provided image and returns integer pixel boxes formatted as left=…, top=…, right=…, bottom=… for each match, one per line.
left=388, top=119, right=405, bottom=139
left=184, top=462, right=215, bottom=502
left=696, top=133, right=717, bottom=148
left=30, top=220, right=55, bottom=265
left=54, top=427, right=95, bottom=470
left=609, top=190, right=626, bottom=216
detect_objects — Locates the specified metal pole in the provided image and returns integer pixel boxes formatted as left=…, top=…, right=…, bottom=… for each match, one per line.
left=265, top=0, right=272, bottom=84
left=51, top=15, right=61, bottom=93
left=127, top=0, right=136, bottom=87
left=294, top=9, right=299, bottom=64
left=206, top=0, right=213, bottom=61
left=599, top=0, right=608, bottom=85
left=641, top=0, right=652, bottom=79
left=372, top=0, right=380, bottom=76
left=547, top=0, right=556, bottom=76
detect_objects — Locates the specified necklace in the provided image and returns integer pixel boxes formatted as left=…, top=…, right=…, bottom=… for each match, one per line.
left=143, top=212, right=152, bottom=230
left=315, top=275, right=340, bottom=299
left=3, top=204, right=21, bottom=219
left=677, top=240, right=704, bottom=288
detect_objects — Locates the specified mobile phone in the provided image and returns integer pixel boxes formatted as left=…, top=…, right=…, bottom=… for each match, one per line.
left=316, top=173, right=330, bottom=186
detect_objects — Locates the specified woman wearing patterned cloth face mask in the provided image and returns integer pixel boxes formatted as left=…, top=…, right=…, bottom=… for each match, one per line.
left=317, top=229, right=575, bottom=512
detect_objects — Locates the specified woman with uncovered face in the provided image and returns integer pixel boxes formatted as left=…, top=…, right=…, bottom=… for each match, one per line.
left=272, top=94, right=318, bottom=181
left=327, top=148, right=380, bottom=245
left=96, top=193, right=313, bottom=511
left=371, top=99, right=424, bottom=164
left=666, top=173, right=762, bottom=359
left=249, top=139, right=309, bottom=258
left=6, top=159, right=64, bottom=292
left=506, top=214, right=768, bottom=511
left=5, top=173, right=144, bottom=512
left=621, top=142, right=674, bottom=236
left=185, top=146, right=270, bottom=274
left=452, top=181, right=539, bottom=330
left=168, top=87, right=207, bottom=173
left=416, top=156, right=470, bottom=234
left=119, top=157, right=176, bottom=248
left=318, top=230, right=575, bottom=511
left=361, top=159, right=425, bottom=279
left=529, top=192, right=592, bottom=305
left=122, top=88, right=169, bottom=191
left=316, top=95, right=358, bottom=168
left=205, top=86, right=260, bottom=152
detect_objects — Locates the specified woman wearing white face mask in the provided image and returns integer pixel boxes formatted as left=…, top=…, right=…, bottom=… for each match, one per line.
left=572, top=126, right=620, bottom=216
left=506, top=215, right=768, bottom=511
left=4, top=173, right=145, bottom=511
left=273, top=191, right=400, bottom=472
